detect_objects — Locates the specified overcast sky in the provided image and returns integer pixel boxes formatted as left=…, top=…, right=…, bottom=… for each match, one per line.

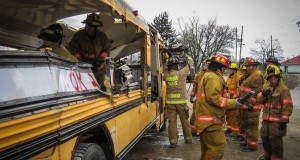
left=126, top=0, right=300, bottom=59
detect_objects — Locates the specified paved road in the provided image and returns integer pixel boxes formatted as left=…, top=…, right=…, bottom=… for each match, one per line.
left=124, top=89, right=300, bottom=160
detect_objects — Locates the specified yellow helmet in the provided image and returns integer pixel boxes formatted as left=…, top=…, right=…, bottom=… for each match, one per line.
left=242, top=66, right=246, bottom=70
left=229, top=63, right=238, bottom=69
left=266, top=65, right=281, bottom=78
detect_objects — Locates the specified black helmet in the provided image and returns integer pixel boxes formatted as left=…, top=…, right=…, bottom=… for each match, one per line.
left=266, top=56, right=279, bottom=65
left=167, top=57, right=179, bottom=66
left=37, top=23, right=64, bottom=42
left=170, top=43, right=188, bottom=53
left=82, top=13, right=103, bottom=27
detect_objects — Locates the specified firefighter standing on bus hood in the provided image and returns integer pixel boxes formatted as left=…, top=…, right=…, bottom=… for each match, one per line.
left=164, top=44, right=193, bottom=148
left=189, top=59, right=211, bottom=135
left=194, top=54, right=243, bottom=160
left=256, top=65, right=293, bottom=160
left=68, top=13, right=111, bottom=92
left=239, top=57, right=264, bottom=152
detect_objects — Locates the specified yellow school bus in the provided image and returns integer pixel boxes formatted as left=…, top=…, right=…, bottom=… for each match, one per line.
left=0, top=0, right=166, bottom=159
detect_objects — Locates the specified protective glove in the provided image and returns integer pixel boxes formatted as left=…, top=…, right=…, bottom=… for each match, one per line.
left=190, top=96, right=194, bottom=103
left=236, top=100, right=243, bottom=109
left=248, top=104, right=254, bottom=111
left=262, top=88, right=272, bottom=97
left=279, top=122, right=287, bottom=130
left=97, top=52, right=109, bottom=70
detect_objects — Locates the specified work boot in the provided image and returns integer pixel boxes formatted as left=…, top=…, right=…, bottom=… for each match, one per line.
left=192, top=132, right=199, bottom=136
left=169, top=143, right=177, bottom=148
left=257, top=154, right=270, bottom=160
left=224, top=130, right=231, bottom=136
left=240, top=145, right=257, bottom=152
left=185, top=137, right=192, bottom=144
left=239, top=142, right=247, bottom=147
left=233, top=136, right=245, bottom=143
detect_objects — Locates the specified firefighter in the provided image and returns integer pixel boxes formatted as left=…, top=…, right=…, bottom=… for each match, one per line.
left=164, top=53, right=193, bottom=148
left=265, top=56, right=284, bottom=84
left=256, top=65, right=293, bottom=160
left=68, top=13, right=111, bottom=92
left=225, top=62, right=240, bottom=137
left=189, top=59, right=210, bottom=135
left=239, top=57, right=264, bottom=152
left=233, top=65, right=249, bottom=142
left=266, top=56, right=280, bottom=67
left=37, top=23, right=78, bottom=62
left=194, top=54, right=243, bottom=160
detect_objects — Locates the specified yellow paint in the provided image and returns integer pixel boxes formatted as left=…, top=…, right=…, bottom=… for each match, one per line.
left=29, top=137, right=77, bottom=160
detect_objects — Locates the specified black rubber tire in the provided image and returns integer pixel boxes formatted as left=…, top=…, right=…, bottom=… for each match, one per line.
left=73, top=143, right=106, bottom=160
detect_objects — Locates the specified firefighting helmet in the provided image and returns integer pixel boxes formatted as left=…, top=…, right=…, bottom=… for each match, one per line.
left=211, top=54, right=229, bottom=67
left=266, top=65, right=281, bottom=78
left=242, top=65, right=246, bottom=70
left=37, top=23, right=64, bottom=42
left=229, top=62, right=238, bottom=69
left=82, top=13, right=103, bottom=27
left=167, top=57, right=179, bottom=66
left=201, top=58, right=211, bottom=70
left=266, top=56, right=280, bottom=65
left=243, top=57, right=261, bottom=66
left=239, top=58, right=245, bottom=64
left=170, top=43, right=188, bottom=53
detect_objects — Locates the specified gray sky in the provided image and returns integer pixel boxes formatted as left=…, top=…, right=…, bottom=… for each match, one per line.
left=126, top=0, right=300, bottom=59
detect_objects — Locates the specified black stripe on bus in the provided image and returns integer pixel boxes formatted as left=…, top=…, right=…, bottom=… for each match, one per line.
left=0, top=98, right=143, bottom=160
left=0, top=90, right=101, bottom=120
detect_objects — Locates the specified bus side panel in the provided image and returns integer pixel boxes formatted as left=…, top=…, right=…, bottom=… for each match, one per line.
left=104, top=102, right=152, bottom=156
left=29, top=137, right=78, bottom=160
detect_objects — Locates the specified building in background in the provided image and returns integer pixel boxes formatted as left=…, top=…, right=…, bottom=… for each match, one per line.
left=281, top=55, right=300, bottom=73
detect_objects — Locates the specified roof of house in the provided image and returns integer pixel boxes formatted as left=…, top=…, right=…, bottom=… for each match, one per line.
left=282, top=55, right=300, bottom=65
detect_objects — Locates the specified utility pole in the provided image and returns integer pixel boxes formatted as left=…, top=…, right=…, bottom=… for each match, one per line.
left=239, top=26, right=243, bottom=61
left=235, top=27, right=238, bottom=62
left=270, top=35, right=273, bottom=57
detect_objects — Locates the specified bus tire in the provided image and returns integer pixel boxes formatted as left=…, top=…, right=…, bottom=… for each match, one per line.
left=74, top=143, right=106, bottom=160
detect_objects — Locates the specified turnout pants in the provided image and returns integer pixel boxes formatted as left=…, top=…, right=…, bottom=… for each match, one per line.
left=242, top=110, right=260, bottom=148
left=165, top=103, right=192, bottom=145
left=261, top=121, right=286, bottom=160
left=200, top=124, right=226, bottom=160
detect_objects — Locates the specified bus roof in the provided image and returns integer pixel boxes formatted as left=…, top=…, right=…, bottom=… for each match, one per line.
left=0, top=0, right=149, bottom=55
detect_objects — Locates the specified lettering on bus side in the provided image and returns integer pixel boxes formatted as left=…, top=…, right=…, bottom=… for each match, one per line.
left=69, top=71, right=99, bottom=91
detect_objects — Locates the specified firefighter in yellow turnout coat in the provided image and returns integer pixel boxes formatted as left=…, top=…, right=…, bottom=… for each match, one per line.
left=239, top=57, right=264, bottom=152
left=225, top=63, right=240, bottom=135
left=164, top=55, right=193, bottom=148
left=257, top=65, right=293, bottom=160
left=194, top=54, right=242, bottom=160
left=189, top=59, right=210, bottom=135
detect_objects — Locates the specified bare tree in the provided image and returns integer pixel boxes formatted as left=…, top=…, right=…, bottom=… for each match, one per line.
left=178, top=17, right=236, bottom=71
left=249, top=39, right=284, bottom=65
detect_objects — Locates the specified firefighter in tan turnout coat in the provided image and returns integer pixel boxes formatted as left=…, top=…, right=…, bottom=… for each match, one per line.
left=189, top=59, right=210, bottom=135
left=239, top=57, right=264, bottom=152
left=225, top=62, right=240, bottom=136
left=194, top=54, right=243, bottom=160
left=257, top=65, right=293, bottom=160
left=164, top=53, right=193, bottom=148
